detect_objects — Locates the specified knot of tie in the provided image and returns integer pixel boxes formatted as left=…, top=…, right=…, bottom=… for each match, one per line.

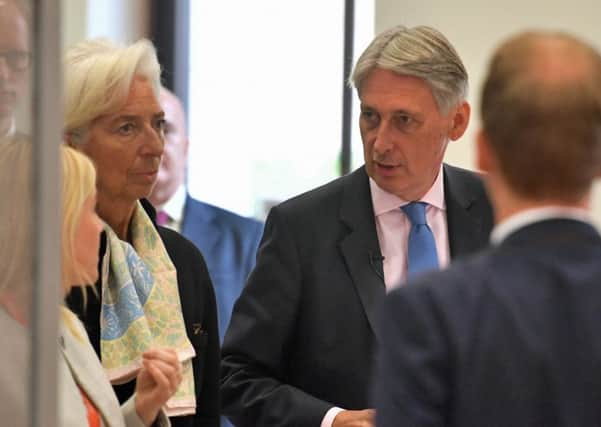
left=401, top=202, right=427, bottom=226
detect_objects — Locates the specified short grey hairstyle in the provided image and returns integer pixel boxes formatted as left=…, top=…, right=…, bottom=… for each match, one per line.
left=350, top=25, right=468, bottom=113
left=64, top=38, right=161, bottom=137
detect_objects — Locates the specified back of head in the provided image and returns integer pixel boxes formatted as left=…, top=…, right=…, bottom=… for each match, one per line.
left=0, top=142, right=97, bottom=300
left=63, top=38, right=161, bottom=136
left=351, top=25, right=468, bottom=113
left=481, top=31, right=601, bottom=202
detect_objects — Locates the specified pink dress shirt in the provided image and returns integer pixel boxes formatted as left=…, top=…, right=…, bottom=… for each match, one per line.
left=370, top=166, right=450, bottom=290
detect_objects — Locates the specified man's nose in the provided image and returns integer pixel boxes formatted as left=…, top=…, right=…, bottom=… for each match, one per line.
left=373, top=122, right=394, bottom=153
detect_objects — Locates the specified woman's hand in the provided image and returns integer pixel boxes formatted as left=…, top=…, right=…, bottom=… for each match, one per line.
left=134, top=348, right=183, bottom=426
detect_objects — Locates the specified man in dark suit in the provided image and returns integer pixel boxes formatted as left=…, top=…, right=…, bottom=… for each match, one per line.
left=374, top=31, right=601, bottom=427
left=220, top=26, right=493, bottom=427
left=148, top=87, right=263, bottom=343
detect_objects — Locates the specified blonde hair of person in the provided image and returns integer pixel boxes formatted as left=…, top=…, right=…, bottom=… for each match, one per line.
left=350, top=25, right=468, bottom=114
left=63, top=38, right=161, bottom=140
left=0, top=142, right=97, bottom=309
left=61, top=144, right=98, bottom=291
left=0, top=141, right=32, bottom=303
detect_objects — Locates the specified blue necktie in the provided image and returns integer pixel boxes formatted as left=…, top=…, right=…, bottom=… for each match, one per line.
left=401, top=202, right=439, bottom=278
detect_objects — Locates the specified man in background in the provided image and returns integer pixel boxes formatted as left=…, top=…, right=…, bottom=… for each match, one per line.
left=0, top=0, right=29, bottom=141
left=220, top=25, right=493, bottom=427
left=374, top=30, right=601, bottom=427
left=148, top=87, right=263, bottom=343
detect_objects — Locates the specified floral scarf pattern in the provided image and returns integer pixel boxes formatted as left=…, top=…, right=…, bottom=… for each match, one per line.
left=100, top=202, right=196, bottom=416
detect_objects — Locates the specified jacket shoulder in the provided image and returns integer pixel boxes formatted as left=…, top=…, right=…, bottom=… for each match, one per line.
left=187, top=197, right=263, bottom=231
left=444, top=163, right=485, bottom=186
left=275, top=166, right=367, bottom=215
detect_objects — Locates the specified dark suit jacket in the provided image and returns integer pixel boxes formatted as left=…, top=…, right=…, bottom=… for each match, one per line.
left=220, top=165, right=493, bottom=426
left=375, top=218, right=601, bottom=427
left=180, top=195, right=263, bottom=342
left=67, top=199, right=220, bottom=427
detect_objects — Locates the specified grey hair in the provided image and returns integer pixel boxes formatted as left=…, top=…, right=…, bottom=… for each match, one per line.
left=64, top=38, right=161, bottom=138
left=350, top=25, right=468, bottom=113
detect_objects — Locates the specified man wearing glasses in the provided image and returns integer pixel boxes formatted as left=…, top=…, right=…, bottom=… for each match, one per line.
left=0, top=0, right=30, bottom=141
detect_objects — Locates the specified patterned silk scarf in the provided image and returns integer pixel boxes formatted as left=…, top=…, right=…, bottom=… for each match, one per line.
left=100, top=202, right=196, bottom=416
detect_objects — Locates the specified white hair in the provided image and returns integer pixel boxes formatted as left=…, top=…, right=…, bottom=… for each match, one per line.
left=64, top=38, right=161, bottom=137
left=351, top=25, right=468, bottom=113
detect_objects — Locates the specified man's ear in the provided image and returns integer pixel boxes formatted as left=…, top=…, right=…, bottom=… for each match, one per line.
left=476, top=128, right=494, bottom=173
left=184, top=137, right=190, bottom=157
left=448, top=101, right=470, bottom=141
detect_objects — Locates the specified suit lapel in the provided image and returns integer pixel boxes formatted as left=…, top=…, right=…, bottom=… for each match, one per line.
left=444, top=164, right=492, bottom=258
left=60, top=320, right=124, bottom=427
left=338, top=167, right=386, bottom=340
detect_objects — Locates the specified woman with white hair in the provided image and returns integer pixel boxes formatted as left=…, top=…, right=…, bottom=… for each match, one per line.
left=63, top=38, right=220, bottom=427
left=0, top=142, right=181, bottom=426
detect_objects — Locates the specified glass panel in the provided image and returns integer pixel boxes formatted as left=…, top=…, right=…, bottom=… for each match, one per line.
left=0, top=1, right=33, bottom=426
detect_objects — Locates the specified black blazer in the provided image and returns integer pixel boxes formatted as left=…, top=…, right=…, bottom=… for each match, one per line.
left=375, top=218, right=601, bottom=427
left=67, top=199, right=220, bottom=427
left=220, top=165, right=493, bottom=426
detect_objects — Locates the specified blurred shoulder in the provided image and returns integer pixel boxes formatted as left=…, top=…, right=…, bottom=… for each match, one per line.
left=387, top=249, right=495, bottom=313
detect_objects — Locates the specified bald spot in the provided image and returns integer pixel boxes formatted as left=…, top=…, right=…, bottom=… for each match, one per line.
left=499, top=32, right=601, bottom=90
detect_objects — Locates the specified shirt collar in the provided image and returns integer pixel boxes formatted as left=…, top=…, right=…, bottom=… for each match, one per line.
left=370, top=165, right=446, bottom=216
left=491, top=206, right=593, bottom=245
left=160, top=184, right=187, bottom=223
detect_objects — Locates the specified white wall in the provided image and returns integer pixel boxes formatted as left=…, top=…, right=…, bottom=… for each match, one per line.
left=61, top=0, right=149, bottom=50
left=61, top=0, right=87, bottom=50
left=375, top=0, right=601, bottom=225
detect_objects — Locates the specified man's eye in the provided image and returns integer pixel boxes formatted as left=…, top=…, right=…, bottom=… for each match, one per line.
left=361, top=111, right=379, bottom=127
left=395, top=114, right=414, bottom=127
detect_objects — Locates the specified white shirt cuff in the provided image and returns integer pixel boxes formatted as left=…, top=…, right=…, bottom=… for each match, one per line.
left=321, top=407, right=345, bottom=427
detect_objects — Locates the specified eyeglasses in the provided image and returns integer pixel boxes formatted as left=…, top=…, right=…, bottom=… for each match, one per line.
left=0, top=51, right=31, bottom=72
